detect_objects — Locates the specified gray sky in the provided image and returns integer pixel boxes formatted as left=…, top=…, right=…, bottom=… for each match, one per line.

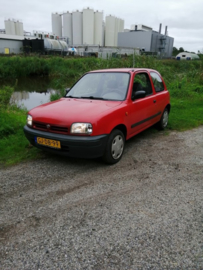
left=1, top=0, right=203, bottom=53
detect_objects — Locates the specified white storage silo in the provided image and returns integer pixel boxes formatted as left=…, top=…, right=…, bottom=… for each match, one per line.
left=114, top=17, right=119, bottom=46
left=72, top=10, right=83, bottom=45
left=118, top=19, right=124, bottom=33
left=105, top=15, right=116, bottom=47
left=52, top=13, right=62, bottom=37
left=118, top=19, right=120, bottom=33
left=63, top=12, right=72, bottom=45
left=5, top=20, right=11, bottom=35
left=102, top=21, right=105, bottom=47
left=94, top=11, right=103, bottom=46
left=15, top=20, right=24, bottom=36
left=83, top=8, right=94, bottom=44
left=5, top=19, right=16, bottom=35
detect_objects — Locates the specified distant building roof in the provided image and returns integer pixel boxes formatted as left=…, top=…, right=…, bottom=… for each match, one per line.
left=0, top=33, right=36, bottom=41
left=176, top=52, right=200, bottom=60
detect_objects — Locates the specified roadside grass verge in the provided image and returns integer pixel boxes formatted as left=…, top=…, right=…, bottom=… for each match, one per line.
left=167, top=69, right=203, bottom=130
left=169, top=96, right=203, bottom=130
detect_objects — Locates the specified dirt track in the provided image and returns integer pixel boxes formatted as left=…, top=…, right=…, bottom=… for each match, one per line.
left=0, top=126, right=203, bottom=269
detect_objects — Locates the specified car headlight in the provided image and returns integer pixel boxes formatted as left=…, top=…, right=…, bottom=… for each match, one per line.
left=71, top=123, right=93, bottom=134
left=27, top=114, right=32, bottom=126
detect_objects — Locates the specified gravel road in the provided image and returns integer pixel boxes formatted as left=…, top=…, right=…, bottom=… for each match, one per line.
left=0, top=126, right=203, bottom=270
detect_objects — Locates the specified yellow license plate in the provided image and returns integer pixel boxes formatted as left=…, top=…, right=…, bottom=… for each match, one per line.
left=36, top=137, right=61, bottom=149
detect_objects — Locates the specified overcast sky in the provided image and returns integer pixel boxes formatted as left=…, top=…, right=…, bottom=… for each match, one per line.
left=1, top=0, right=203, bottom=53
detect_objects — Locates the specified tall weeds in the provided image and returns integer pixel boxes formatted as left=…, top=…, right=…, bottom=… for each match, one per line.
left=0, top=85, right=14, bottom=109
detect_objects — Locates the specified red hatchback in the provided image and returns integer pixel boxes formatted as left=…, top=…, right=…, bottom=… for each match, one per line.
left=24, top=68, right=170, bottom=164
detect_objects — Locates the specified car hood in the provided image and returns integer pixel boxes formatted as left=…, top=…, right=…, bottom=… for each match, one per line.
left=29, top=98, right=123, bottom=125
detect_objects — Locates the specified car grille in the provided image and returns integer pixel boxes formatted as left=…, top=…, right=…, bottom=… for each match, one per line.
left=33, top=121, right=68, bottom=134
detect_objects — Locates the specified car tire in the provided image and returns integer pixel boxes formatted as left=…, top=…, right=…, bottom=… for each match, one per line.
left=103, top=129, right=125, bottom=164
left=156, top=108, right=169, bottom=130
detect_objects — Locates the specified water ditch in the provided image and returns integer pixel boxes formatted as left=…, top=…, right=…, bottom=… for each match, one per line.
left=8, top=76, right=59, bottom=111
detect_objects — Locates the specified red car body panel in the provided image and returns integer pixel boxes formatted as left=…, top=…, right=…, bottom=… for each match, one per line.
left=31, top=98, right=123, bottom=135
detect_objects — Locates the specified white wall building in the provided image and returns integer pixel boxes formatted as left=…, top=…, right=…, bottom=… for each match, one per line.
left=176, top=52, right=200, bottom=60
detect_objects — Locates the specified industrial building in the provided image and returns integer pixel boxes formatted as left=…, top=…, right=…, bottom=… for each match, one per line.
left=0, top=19, right=25, bottom=54
left=0, top=34, right=24, bottom=54
left=118, top=24, right=174, bottom=58
left=0, top=19, right=68, bottom=55
left=52, top=9, right=173, bottom=57
left=0, top=11, right=174, bottom=58
left=74, top=45, right=139, bottom=58
left=52, top=8, right=124, bottom=47
left=0, top=32, right=68, bottom=55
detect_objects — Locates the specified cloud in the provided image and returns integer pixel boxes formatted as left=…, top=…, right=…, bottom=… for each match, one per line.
left=1, top=0, right=203, bottom=52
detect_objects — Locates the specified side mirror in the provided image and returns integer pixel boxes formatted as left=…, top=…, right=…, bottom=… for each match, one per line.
left=132, top=90, right=146, bottom=100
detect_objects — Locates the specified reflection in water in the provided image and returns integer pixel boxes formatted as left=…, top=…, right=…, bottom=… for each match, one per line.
left=10, top=89, right=57, bottom=111
left=8, top=76, right=59, bottom=111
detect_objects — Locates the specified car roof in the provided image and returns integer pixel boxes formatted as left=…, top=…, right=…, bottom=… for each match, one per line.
left=89, top=68, right=157, bottom=73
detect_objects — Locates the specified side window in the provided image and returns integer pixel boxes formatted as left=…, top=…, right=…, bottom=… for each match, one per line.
left=150, top=72, right=164, bottom=92
left=132, top=73, right=153, bottom=97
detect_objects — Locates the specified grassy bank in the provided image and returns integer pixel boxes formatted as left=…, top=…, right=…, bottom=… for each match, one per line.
left=0, top=106, right=41, bottom=166
left=0, top=55, right=203, bottom=166
left=0, top=86, right=41, bottom=166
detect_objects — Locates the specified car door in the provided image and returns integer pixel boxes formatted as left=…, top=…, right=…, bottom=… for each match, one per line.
left=128, top=72, right=160, bottom=136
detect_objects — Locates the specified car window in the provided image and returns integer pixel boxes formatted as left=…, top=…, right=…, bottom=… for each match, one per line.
left=150, top=72, right=164, bottom=92
left=67, top=72, right=130, bottom=101
left=69, top=73, right=101, bottom=96
left=132, top=73, right=153, bottom=98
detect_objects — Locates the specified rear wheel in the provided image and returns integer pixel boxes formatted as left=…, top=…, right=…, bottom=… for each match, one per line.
left=156, top=108, right=169, bottom=130
left=103, top=129, right=125, bottom=164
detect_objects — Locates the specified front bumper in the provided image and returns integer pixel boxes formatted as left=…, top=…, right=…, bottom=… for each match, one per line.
left=24, top=125, right=108, bottom=159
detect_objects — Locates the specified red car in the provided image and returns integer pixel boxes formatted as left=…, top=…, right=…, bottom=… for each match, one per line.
left=24, top=68, right=170, bottom=164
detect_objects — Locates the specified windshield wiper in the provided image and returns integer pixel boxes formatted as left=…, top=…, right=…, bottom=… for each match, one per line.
left=80, top=96, right=104, bottom=100
left=66, top=95, right=75, bottom=98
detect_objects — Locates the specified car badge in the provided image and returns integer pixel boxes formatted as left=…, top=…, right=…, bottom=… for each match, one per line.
left=47, top=124, right=51, bottom=129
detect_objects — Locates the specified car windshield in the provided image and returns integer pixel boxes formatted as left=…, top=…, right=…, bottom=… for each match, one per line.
left=66, top=72, right=130, bottom=101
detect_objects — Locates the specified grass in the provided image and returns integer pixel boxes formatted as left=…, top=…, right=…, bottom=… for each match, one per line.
left=0, top=105, right=43, bottom=166
left=0, top=55, right=203, bottom=166
left=169, top=97, right=203, bottom=130
left=0, top=86, right=42, bottom=167
left=0, top=106, right=41, bottom=166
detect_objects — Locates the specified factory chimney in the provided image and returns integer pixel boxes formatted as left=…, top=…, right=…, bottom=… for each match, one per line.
left=165, top=26, right=168, bottom=35
left=159, top=23, right=162, bottom=34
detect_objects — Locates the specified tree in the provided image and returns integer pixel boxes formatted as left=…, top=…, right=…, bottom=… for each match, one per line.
left=172, top=47, right=178, bottom=56
left=179, top=47, right=184, bottom=53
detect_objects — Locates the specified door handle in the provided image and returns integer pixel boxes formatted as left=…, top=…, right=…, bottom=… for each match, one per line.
left=153, top=100, right=156, bottom=103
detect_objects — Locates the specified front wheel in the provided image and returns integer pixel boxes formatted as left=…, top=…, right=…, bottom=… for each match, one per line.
left=103, top=129, right=125, bottom=164
left=156, top=108, right=169, bottom=130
